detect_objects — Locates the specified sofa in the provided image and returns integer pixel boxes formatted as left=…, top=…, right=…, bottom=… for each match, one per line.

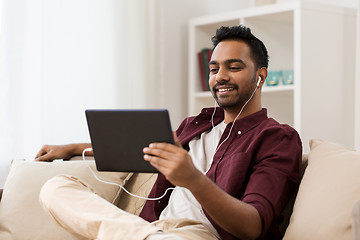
left=0, top=139, right=359, bottom=240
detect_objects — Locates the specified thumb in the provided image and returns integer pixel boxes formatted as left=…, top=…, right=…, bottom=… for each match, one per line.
left=35, top=154, right=52, bottom=162
left=172, top=131, right=182, bottom=147
left=35, top=155, right=46, bottom=162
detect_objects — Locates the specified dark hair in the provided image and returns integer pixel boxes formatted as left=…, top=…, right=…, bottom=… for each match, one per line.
left=211, top=25, right=269, bottom=69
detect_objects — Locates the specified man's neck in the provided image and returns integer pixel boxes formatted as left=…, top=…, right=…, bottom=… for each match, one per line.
left=221, top=92, right=262, bottom=124
left=223, top=106, right=261, bottom=124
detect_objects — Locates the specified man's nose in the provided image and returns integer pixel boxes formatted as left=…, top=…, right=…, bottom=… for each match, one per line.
left=215, top=68, right=229, bottom=84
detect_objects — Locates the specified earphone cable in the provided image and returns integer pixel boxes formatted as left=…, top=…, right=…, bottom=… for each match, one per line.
left=211, top=83, right=258, bottom=154
left=82, top=148, right=175, bottom=201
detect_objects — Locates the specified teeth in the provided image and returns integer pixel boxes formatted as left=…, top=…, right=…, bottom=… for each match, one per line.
left=218, top=88, right=233, bottom=92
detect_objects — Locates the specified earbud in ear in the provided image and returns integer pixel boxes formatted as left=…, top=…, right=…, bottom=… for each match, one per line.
left=257, top=76, right=261, bottom=87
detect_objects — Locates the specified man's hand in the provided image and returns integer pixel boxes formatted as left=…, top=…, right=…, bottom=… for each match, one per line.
left=35, top=144, right=76, bottom=162
left=35, top=143, right=92, bottom=162
left=144, top=132, right=262, bottom=239
left=143, top=132, right=203, bottom=188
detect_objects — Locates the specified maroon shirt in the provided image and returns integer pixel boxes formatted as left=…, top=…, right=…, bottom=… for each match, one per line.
left=140, top=108, right=302, bottom=240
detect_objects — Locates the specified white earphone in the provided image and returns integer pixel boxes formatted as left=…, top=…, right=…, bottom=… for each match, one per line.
left=257, top=76, right=261, bottom=87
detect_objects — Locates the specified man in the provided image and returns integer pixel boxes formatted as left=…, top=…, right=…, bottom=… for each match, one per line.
left=37, top=25, right=302, bottom=240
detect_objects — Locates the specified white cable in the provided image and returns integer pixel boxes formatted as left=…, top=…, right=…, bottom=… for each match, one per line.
left=213, top=84, right=258, bottom=154
left=82, top=148, right=175, bottom=201
left=206, top=85, right=258, bottom=174
left=211, top=100, right=217, bottom=129
left=82, top=85, right=257, bottom=199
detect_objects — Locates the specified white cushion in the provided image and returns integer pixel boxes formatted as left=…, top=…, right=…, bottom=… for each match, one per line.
left=0, top=160, right=132, bottom=240
left=284, top=139, right=360, bottom=240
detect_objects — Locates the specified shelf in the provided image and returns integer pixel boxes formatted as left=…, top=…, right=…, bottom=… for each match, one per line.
left=188, top=2, right=356, bottom=152
left=262, top=85, right=294, bottom=93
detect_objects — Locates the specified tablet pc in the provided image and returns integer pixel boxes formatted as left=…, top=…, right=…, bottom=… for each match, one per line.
left=85, top=109, right=174, bottom=173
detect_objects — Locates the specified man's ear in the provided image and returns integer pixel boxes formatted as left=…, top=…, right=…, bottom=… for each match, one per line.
left=257, top=67, right=268, bottom=87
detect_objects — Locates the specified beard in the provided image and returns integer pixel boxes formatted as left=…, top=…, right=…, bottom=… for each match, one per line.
left=211, top=75, right=257, bottom=111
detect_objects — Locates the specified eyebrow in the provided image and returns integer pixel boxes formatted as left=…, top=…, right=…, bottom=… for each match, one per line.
left=208, top=58, right=246, bottom=66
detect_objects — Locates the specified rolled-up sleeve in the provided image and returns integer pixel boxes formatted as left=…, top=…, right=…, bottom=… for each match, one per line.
left=242, top=126, right=302, bottom=235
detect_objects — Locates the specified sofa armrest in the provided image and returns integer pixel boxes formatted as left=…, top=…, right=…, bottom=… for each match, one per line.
left=0, top=157, right=92, bottom=202
left=353, top=200, right=360, bottom=240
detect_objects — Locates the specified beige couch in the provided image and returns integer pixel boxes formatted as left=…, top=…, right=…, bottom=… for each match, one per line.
left=0, top=139, right=359, bottom=240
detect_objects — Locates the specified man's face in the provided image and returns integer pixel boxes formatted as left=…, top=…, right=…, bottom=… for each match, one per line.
left=209, top=40, right=257, bottom=111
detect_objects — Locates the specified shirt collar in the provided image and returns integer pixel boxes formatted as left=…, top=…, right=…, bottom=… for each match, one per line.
left=231, top=108, right=268, bottom=137
left=199, top=107, right=269, bottom=137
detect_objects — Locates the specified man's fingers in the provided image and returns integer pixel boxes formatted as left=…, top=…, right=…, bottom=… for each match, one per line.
left=144, top=154, right=172, bottom=169
left=35, top=155, right=50, bottom=162
left=35, top=145, right=52, bottom=159
left=149, top=142, right=180, bottom=154
left=145, top=147, right=174, bottom=161
left=35, top=149, right=46, bottom=159
left=35, top=147, right=53, bottom=162
left=147, top=160, right=169, bottom=177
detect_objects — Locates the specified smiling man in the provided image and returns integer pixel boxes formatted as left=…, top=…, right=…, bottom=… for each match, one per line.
left=208, top=39, right=264, bottom=123
left=38, top=25, right=302, bottom=240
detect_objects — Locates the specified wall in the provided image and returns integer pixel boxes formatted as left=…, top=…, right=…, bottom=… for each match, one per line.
left=0, top=1, right=122, bottom=188
left=161, top=0, right=359, bottom=143
left=0, top=0, right=162, bottom=188
left=161, top=0, right=358, bottom=128
left=300, top=0, right=357, bottom=8
left=161, top=0, right=252, bottom=128
left=356, top=0, right=360, bottom=149
left=0, top=0, right=358, bottom=187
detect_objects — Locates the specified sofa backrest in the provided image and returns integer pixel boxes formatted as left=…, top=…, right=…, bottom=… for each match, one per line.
left=0, top=154, right=309, bottom=233
left=116, top=172, right=157, bottom=215
left=116, top=154, right=309, bottom=235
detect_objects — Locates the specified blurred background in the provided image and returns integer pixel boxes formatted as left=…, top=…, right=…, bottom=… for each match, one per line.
left=0, top=0, right=359, bottom=187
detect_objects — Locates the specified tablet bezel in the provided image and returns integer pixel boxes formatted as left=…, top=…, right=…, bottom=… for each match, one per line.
left=85, top=109, right=174, bottom=173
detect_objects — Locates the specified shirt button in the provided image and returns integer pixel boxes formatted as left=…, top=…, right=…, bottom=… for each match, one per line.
left=238, top=131, right=241, bottom=135
left=195, top=121, right=198, bottom=124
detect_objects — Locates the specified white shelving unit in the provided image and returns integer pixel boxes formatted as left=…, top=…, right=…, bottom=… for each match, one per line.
left=188, top=1, right=356, bottom=152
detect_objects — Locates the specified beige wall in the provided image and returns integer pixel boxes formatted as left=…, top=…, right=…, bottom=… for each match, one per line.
left=161, top=0, right=358, bottom=130
left=356, top=0, right=360, bottom=149
left=161, top=0, right=251, bottom=128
